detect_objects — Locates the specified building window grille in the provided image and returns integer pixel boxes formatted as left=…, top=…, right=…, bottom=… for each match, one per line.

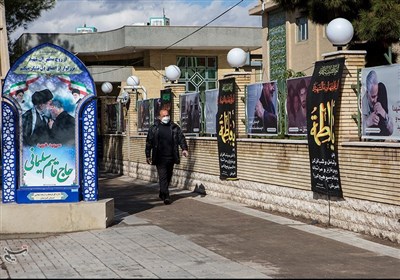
left=176, top=56, right=218, bottom=93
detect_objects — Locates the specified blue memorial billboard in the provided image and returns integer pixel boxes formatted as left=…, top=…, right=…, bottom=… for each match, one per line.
left=2, top=43, right=98, bottom=203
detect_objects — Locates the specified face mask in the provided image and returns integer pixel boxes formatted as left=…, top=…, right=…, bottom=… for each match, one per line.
left=161, top=116, right=170, bottom=124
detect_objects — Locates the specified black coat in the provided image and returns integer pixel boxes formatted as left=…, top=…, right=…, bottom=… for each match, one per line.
left=50, top=111, right=76, bottom=146
left=370, top=83, right=391, bottom=136
left=22, top=109, right=51, bottom=146
left=145, top=120, right=188, bottom=165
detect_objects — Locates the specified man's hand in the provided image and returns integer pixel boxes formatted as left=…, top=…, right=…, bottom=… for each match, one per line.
left=146, top=158, right=152, bottom=164
left=254, top=101, right=265, bottom=118
left=366, top=112, right=380, bottom=127
left=182, top=150, right=189, bottom=157
left=48, top=119, right=54, bottom=129
left=373, top=102, right=386, bottom=119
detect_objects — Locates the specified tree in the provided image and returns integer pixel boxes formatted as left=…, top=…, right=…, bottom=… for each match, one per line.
left=0, top=0, right=56, bottom=62
left=273, top=0, right=400, bottom=66
left=1, top=0, right=56, bottom=39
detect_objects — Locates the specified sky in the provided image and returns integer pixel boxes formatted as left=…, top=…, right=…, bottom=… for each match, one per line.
left=11, top=0, right=261, bottom=41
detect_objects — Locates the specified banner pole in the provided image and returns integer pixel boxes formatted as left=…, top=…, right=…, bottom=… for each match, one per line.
left=328, top=193, right=331, bottom=226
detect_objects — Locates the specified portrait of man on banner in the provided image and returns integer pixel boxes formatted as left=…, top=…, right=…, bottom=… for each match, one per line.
left=361, top=64, right=399, bottom=140
left=137, top=99, right=151, bottom=132
left=153, top=98, right=162, bottom=123
left=286, top=76, right=311, bottom=135
left=246, top=81, right=278, bottom=135
left=2, top=44, right=95, bottom=188
left=204, top=89, right=218, bottom=135
left=19, top=83, right=80, bottom=188
left=179, top=92, right=201, bottom=134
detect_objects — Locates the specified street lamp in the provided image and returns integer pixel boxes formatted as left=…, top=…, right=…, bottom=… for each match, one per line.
left=164, top=65, right=181, bottom=82
left=101, top=82, right=113, bottom=94
left=125, top=75, right=147, bottom=100
left=326, top=18, right=354, bottom=51
left=127, top=75, right=140, bottom=88
left=227, top=48, right=247, bottom=71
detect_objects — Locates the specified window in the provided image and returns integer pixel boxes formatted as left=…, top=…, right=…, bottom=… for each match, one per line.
left=176, top=56, right=218, bottom=93
left=296, top=17, right=308, bottom=42
left=151, top=19, right=163, bottom=26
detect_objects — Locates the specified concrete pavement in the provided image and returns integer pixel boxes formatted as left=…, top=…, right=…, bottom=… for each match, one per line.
left=1, top=172, right=399, bottom=278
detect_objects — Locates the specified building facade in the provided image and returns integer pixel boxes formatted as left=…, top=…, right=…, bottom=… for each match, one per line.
left=15, top=25, right=263, bottom=135
left=10, top=6, right=400, bottom=243
left=249, top=0, right=336, bottom=80
left=248, top=0, right=399, bottom=77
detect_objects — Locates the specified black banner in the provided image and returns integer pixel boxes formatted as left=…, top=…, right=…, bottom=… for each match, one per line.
left=217, top=78, right=237, bottom=180
left=307, top=58, right=345, bottom=198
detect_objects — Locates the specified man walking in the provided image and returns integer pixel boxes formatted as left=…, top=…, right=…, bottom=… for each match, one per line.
left=145, top=109, right=189, bottom=205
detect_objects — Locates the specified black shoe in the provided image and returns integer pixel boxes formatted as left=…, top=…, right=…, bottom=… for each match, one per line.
left=164, top=198, right=171, bottom=205
left=159, top=193, right=165, bottom=201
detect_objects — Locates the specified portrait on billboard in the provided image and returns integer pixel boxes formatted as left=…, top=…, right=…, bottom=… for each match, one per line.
left=2, top=43, right=95, bottom=188
left=137, top=99, right=151, bottom=132
left=180, top=92, right=202, bottom=134
left=153, top=98, right=162, bottom=123
left=361, top=64, right=400, bottom=140
left=246, top=81, right=278, bottom=135
left=106, top=103, right=118, bottom=133
left=286, top=76, right=311, bottom=135
left=204, top=89, right=218, bottom=135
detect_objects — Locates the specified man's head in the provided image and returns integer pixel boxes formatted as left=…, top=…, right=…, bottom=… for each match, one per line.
left=15, top=89, right=25, bottom=103
left=366, top=70, right=379, bottom=108
left=159, top=109, right=170, bottom=124
left=298, top=79, right=307, bottom=109
left=262, top=82, right=275, bottom=101
left=71, top=88, right=81, bottom=100
left=32, top=89, right=53, bottom=115
left=49, top=99, right=64, bottom=119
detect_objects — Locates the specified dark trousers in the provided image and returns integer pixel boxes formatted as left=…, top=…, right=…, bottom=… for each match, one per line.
left=156, top=158, right=174, bottom=198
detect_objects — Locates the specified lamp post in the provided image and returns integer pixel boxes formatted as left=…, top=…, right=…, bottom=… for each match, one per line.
left=125, top=75, right=147, bottom=100
left=227, top=47, right=247, bottom=71
left=103, top=75, right=148, bottom=107
left=326, top=18, right=354, bottom=51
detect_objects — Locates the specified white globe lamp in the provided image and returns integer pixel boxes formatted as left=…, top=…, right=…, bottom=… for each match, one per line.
left=227, top=48, right=247, bottom=70
left=101, top=82, right=113, bottom=94
left=127, top=75, right=140, bottom=87
left=165, top=65, right=181, bottom=82
left=326, top=18, right=354, bottom=50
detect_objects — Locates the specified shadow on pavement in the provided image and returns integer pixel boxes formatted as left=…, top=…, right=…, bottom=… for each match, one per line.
left=98, top=171, right=203, bottom=218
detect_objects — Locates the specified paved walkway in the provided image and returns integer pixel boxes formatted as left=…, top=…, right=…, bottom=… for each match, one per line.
left=1, top=172, right=399, bottom=278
